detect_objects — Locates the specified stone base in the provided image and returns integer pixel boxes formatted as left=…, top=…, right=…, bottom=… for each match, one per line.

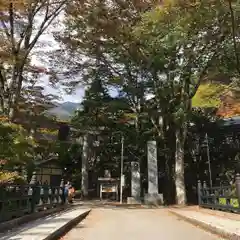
left=144, top=193, right=164, bottom=206
left=127, top=197, right=141, bottom=204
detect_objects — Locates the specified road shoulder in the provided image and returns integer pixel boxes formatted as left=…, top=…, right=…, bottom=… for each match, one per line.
left=169, top=207, right=240, bottom=240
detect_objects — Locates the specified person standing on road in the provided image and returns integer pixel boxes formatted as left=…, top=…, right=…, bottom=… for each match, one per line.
left=64, top=181, right=71, bottom=202
left=68, top=185, right=75, bottom=203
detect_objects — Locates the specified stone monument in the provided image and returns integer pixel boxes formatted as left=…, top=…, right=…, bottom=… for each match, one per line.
left=104, top=169, right=111, bottom=178
left=81, top=134, right=89, bottom=197
left=145, top=140, right=163, bottom=205
left=127, top=161, right=141, bottom=204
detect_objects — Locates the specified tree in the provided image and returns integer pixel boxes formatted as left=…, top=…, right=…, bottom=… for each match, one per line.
left=131, top=0, right=232, bottom=204
left=0, top=118, right=36, bottom=167
left=227, top=0, right=240, bottom=76
left=0, top=0, right=67, bottom=120
left=60, top=0, right=156, bottom=165
left=59, top=0, right=239, bottom=205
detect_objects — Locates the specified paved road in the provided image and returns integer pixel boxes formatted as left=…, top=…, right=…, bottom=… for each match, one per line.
left=62, top=209, right=224, bottom=240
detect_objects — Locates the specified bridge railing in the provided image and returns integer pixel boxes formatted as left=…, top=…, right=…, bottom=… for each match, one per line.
left=197, top=173, right=240, bottom=213
left=0, top=173, right=66, bottom=223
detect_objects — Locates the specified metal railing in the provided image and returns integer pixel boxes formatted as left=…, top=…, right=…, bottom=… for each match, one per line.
left=197, top=173, right=240, bottom=213
left=0, top=172, right=66, bottom=223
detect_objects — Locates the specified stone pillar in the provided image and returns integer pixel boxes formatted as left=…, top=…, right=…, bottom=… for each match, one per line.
left=30, top=171, right=37, bottom=185
left=22, top=167, right=28, bottom=182
left=130, top=161, right=141, bottom=203
left=29, top=172, right=37, bottom=212
left=147, top=141, right=158, bottom=194
left=145, top=140, right=163, bottom=205
left=81, top=134, right=89, bottom=198
left=197, top=180, right=202, bottom=205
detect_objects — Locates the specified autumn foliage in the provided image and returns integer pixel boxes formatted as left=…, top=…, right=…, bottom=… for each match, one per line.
left=0, top=170, right=25, bottom=185
left=217, top=91, right=240, bottom=118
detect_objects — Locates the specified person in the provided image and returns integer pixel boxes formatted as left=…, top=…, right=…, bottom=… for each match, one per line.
left=64, top=181, right=71, bottom=202
left=68, top=186, right=75, bottom=203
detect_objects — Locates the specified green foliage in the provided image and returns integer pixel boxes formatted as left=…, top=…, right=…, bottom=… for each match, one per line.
left=0, top=119, right=36, bottom=166
left=59, top=0, right=240, bottom=204
left=72, top=78, right=112, bottom=129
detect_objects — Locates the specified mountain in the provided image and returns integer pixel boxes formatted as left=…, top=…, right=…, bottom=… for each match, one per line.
left=45, top=102, right=81, bottom=121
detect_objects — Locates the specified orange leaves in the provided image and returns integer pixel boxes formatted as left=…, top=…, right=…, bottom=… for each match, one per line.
left=217, top=90, right=240, bottom=118
left=193, top=84, right=240, bottom=118
left=217, top=103, right=240, bottom=118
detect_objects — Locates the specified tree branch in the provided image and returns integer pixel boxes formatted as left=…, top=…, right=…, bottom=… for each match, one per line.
left=26, top=1, right=66, bottom=53
left=9, top=2, right=16, bottom=54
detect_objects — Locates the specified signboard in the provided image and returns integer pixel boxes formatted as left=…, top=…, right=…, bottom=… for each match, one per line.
left=101, top=184, right=117, bottom=193
left=219, top=197, right=239, bottom=208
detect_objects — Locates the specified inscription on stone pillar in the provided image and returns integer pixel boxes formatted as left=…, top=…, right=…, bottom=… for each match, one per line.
left=131, top=161, right=141, bottom=200
left=147, top=141, right=158, bottom=194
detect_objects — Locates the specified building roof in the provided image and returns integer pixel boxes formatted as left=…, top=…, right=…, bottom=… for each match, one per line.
left=35, top=154, right=59, bottom=166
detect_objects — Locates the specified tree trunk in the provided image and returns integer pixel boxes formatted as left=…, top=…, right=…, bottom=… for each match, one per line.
left=81, top=134, right=89, bottom=198
left=175, top=127, right=187, bottom=205
left=8, top=72, right=24, bottom=121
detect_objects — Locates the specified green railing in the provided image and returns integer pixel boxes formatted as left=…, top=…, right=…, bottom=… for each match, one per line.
left=0, top=173, right=66, bottom=223
left=197, top=173, right=240, bottom=213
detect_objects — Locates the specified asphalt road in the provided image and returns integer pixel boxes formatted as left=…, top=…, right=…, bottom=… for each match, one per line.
left=61, top=208, right=225, bottom=240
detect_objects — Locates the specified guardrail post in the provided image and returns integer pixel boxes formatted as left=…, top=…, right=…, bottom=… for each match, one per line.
left=197, top=180, right=202, bottom=205
left=236, top=173, right=240, bottom=203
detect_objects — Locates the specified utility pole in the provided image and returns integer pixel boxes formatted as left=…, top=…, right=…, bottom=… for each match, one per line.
left=120, top=134, right=124, bottom=204
left=205, top=133, right=213, bottom=188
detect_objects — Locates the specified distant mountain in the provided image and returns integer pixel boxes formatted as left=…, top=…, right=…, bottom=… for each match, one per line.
left=45, top=101, right=81, bottom=121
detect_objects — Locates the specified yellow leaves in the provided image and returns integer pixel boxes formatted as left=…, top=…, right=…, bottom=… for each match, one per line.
left=0, top=170, right=25, bottom=184
left=39, top=128, right=58, bottom=135
left=192, top=83, right=240, bottom=118
left=192, top=83, right=228, bottom=108
left=124, top=113, right=137, bottom=120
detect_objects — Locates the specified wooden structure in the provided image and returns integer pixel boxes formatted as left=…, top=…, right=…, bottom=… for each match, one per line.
left=35, top=157, right=62, bottom=186
left=98, top=177, right=120, bottom=200
left=97, top=171, right=120, bottom=200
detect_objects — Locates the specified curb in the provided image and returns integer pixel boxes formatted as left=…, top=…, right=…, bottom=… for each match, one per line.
left=169, top=210, right=240, bottom=240
left=0, top=203, right=83, bottom=234
left=44, top=209, right=91, bottom=240
left=105, top=203, right=143, bottom=208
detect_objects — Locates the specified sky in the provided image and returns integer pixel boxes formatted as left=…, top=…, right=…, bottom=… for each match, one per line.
left=31, top=35, right=118, bottom=103
left=29, top=10, right=138, bottom=103
left=30, top=12, right=86, bottom=103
